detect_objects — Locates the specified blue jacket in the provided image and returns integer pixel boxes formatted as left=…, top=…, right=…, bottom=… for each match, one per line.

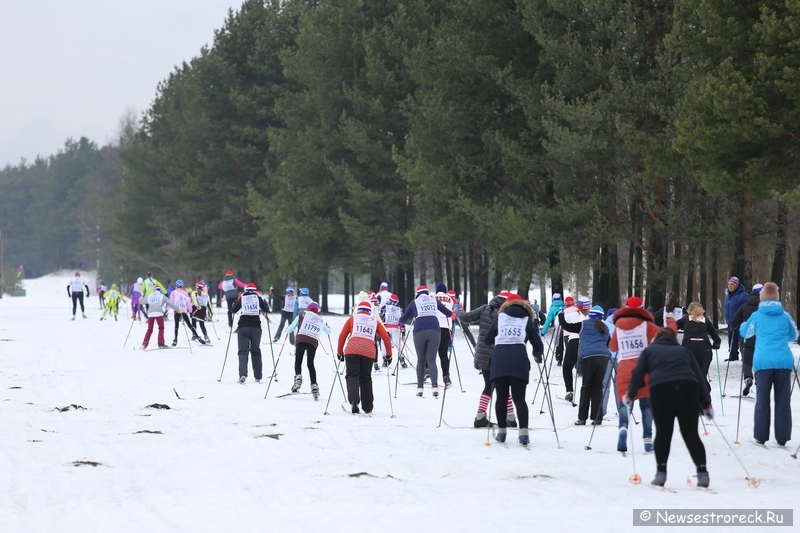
left=740, top=300, right=797, bottom=372
left=724, top=285, right=748, bottom=324
left=541, top=299, right=564, bottom=335
left=577, top=318, right=611, bottom=362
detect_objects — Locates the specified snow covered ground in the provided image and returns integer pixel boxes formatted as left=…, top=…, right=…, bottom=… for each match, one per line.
left=0, top=273, right=798, bottom=532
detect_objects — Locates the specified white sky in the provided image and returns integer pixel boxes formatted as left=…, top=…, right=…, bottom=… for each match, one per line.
left=0, top=1, right=242, bottom=168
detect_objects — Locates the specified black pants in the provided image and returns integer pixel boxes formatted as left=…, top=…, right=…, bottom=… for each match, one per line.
left=345, top=355, right=374, bottom=412
left=555, top=330, right=564, bottom=361
left=71, top=292, right=85, bottom=315
left=563, top=338, right=580, bottom=392
left=742, top=343, right=754, bottom=380
left=578, top=356, right=609, bottom=422
left=686, top=343, right=713, bottom=392
left=274, top=311, right=294, bottom=343
left=494, top=376, right=528, bottom=429
left=754, top=369, right=792, bottom=444
left=226, top=296, right=238, bottom=328
left=294, top=342, right=318, bottom=384
left=237, top=327, right=263, bottom=380
left=480, top=368, right=492, bottom=396
left=174, top=312, right=201, bottom=341
left=650, top=380, right=707, bottom=470
left=438, top=327, right=452, bottom=377
left=192, top=310, right=208, bottom=338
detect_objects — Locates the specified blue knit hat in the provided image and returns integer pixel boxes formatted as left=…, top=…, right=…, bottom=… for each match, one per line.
left=589, top=305, right=604, bottom=320
left=300, top=287, right=309, bottom=295
left=606, top=307, right=618, bottom=319
left=436, top=282, right=448, bottom=294
left=286, top=286, right=294, bottom=293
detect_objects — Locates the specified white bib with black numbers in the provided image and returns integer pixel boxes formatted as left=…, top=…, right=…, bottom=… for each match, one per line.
left=283, top=295, right=296, bottom=312
left=196, top=293, right=209, bottom=307
left=617, top=322, right=649, bottom=360
left=415, top=295, right=438, bottom=318
left=496, top=314, right=528, bottom=345
left=384, top=305, right=402, bottom=325
left=71, top=278, right=84, bottom=293
left=672, top=308, right=683, bottom=321
left=241, top=294, right=261, bottom=316
left=222, top=279, right=235, bottom=292
left=147, top=293, right=163, bottom=306
left=297, top=295, right=312, bottom=310
left=298, top=311, right=324, bottom=340
left=351, top=314, right=377, bottom=341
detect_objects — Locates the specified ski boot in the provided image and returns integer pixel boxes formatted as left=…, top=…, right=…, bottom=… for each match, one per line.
left=204, top=336, right=211, bottom=344
left=518, top=428, right=530, bottom=446
left=171, top=339, right=178, bottom=347
left=697, top=469, right=709, bottom=488
left=432, top=386, right=439, bottom=398
left=71, top=316, right=76, bottom=321
left=238, top=376, right=246, bottom=384
left=311, top=383, right=320, bottom=399
left=742, top=377, right=753, bottom=396
left=651, top=471, right=667, bottom=487
left=291, top=374, right=303, bottom=393
left=82, top=313, right=87, bottom=319
left=443, top=375, right=452, bottom=389
left=644, top=437, right=653, bottom=453
left=158, top=344, right=169, bottom=349
left=495, top=429, right=507, bottom=443
left=507, top=416, right=517, bottom=428
left=565, top=391, right=574, bottom=403
left=416, top=387, right=424, bottom=397
left=617, top=428, right=628, bottom=452
left=400, top=356, right=408, bottom=369
left=474, top=415, right=495, bottom=428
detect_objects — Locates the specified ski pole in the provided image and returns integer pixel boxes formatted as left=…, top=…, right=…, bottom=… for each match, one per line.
left=699, top=415, right=710, bottom=436
left=263, top=335, right=289, bottom=399
left=627, top=398, right=641, bottom=484
left=217, top=312, right=237, bottom=382
left=535, top=357, right=562, bottom=449
left=791, top=441, right=800, bottom=459
left=181, top=315, right=193, bottom=353
left=734, top=367, right=744, bottom=443
left=123, top=314, right=136, bottom=349
left=711, top=419, right=759, bottom=487
left=485, top=393, right=493, bottom=446
left=586, top=358, right=614, bottom=450
left=449, top=330, right=465, bottom=393
left=714, top=350, right=725, bottom=416
left=327, top=334, right=346, bottom=401
left=209, top=313, right=220, bottom=340
left=722, top=356, right=732, bottom=397
left=387, top=352, right=396, bottom=419
left=324, top=357, right=346, bottom=415
left=394, top=332, right=411, bottom=398
left=531, top=324, right=558, bottom=406
left=264, top=314, right=277, bottom=381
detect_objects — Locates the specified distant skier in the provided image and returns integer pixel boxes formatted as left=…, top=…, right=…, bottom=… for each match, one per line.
left=230, top=283, right=271, bottom=383
left=140, top=286, right=184, bottom=350
left=99, top=283, right=126, bottom=321
left=130, top=277, right=144, bottom=321
left=97, top=281, right=107, bottom=308
left=169, top=280, right=205, bottom=346
left=379, top=294, right=405, bottom=368
left=220, top=270, right=245, bottom=330
left=190, top=281, right=213, bottom=344
left=273, top=286, right=296, bottom=343
left=67, top=272, right=90, bottom=320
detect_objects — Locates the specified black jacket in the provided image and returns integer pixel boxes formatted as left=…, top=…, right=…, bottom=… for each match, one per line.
left=730, top=291, right=760, bottom=347
left=676, top=315, right=721, bottom=352
left=455, top=295, right=506, bottom=371
left=230, top=293, right=271, bottom=328
left=628, top=336, right=712, bottom=409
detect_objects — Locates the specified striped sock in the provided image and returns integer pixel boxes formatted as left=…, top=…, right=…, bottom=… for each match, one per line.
left=477, top=394, right=490, bottom=416
left=506, top=397, right=515, bottom=418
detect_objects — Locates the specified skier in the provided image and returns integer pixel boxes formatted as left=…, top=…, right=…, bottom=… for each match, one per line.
left=561, top=296, right=587, bottom=403
left=559, top=305, right=611, bottom=425
left=377, top=281, right=392, bottom=310
left=484, top=295, right=544, bottom=445
left=624, top=327, right=713, bottom=488
left=99, top=283, right=126, bottom=321
left=675, top=302, right=721, bottom=392
left=723, top=276, right=748, bottom=361
left=190, top=281, right=213, bottom=344
left=380, top=294, right=406, bottom=368
left=273, top=286, right=296, bottom=343
left=285, top=301, right=331, bottom=398
left=601, top=307, right=619, bottom=417
left=739, top=282, right=797, bottom=446
left=609, top=296, right=677, bottom=454
left=230, top=283, right=271, bottom=383
left=169, top=280, right=205, bottom=346
left=434, top=282, right=457, bottom=388
left=130, top=277, right=144, bottom=321
left=399, top=286, right=453, bottom=398
left=455, top=291, right=519, bottom=427
left=67, top=272, right=90, bottom=320
left=141, top=272, right=165, bottom=297
left=336, top=300, right=393, bottom=413
left=220, top=270, right=246, bottom=330
left=97, top=281, right=107, bottom=308
left=729, top=283, right=763, bottom=396
left=540, top=293, right=565, bottom=365
left=140, top=286, right=185, bottom=350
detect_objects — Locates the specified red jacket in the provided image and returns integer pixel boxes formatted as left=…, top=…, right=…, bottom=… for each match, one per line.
left=337, top=314, right=393, bottom=359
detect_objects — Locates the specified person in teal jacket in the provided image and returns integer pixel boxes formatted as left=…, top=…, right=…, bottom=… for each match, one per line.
left=739, top=282, right=797, bottom=446
left=541, top=293, right=564, bottom=335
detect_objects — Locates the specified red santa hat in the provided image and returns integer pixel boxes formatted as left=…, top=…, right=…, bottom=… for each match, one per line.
left=357, top=301, right=372, bottom=314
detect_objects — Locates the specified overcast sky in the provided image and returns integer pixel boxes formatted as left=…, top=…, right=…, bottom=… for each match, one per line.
left=0, top=1, right=242, bottom=168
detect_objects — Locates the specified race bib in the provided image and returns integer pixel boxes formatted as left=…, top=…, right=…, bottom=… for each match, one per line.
left=241, top=294, right=261, bottom=316
left=384, top=305, right=402, bottom=325
left=617, top=322, right=648, bottom=360
left=298, top=312, right=324, bottom=340
left=297, top=295, right=312, bottom=310
left=496, top=314, right=528, bottom=345
left=196, top=294, right=209, bottom=307
left=351, top=314, right=377, bottom=341
left=283, top=295, right=296, bottom=312
left=71, top=278, right=83, bottom=292
left=416, top=295, right=438, bottom=318
left=672, top=308, right=683, bottom=321
left=147, top=293, right=163, bottom=306
left=222, top=279, right=235, bottom=292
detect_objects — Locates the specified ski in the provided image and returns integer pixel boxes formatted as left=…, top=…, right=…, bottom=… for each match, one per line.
left=557, top=395, right=577, bottom=407
left=341, top=402, right=370, bottom=417
left=727, top=395, right=754, bottom=400
left=646, top=484, right=677, bottom=493
left=275, top=392, right=312, bottom=398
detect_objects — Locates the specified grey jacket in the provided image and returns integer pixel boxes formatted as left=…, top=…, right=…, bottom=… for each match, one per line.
left=142, top=292, right=182, bottom=318
left=455, top=295, right=506, bottom=372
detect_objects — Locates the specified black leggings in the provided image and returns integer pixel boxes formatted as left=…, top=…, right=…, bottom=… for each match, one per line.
left=174, top=312, right=200, bottom=340
left=438, top=328, right=451, bottom=377
left=578, top=356, right=609, bottom=422
left=71, top=292, right=85, bottom=314
left=494, top=376, right=528, bottom=429
left=650, top=380, right=707, bottom=470
left=294, top=342, right=318, bottom=384
left=563, top=338, right=580, bottom=392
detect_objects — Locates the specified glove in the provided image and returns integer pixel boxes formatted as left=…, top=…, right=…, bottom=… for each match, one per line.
left=622, top=394, right=632, bottom=408
left=533, top=354, right=542, bottom=364
left=711, top=343, right=720, bottom=350
left=703, top=406, right=714, bottom=420
left=384, top=355, right=392, bottom=366
left=337, top=354, right=345, bottom=362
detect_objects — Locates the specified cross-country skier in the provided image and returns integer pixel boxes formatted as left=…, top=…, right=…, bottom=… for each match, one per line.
left=434, top=283, right=456, bottom=388
left=190, top=281, right=213, bottom=344
left=723, top=276, right=748, bottom=361
left=273, top=286, right=296, bottom=343
left=675, top=302, right=721, bottom=392
left=559, top=305, right=611, bottom=425
left=130, top=277, right=144, bottom=321
left=97, top=281, right=107, bottom=308
left=484, top=295, right=543, bottom=445
left=561, top=295, right=586, bottom=403
left=99, top=283, right=126, bottom=321
left=377, top=282, right=391, bottom=310
left=67, top=272, right=90, bottom=320
left=141, top=286, right=184, bottom=350
left=540, top=293, right=565, bottom=365
left=625, top=327, right=713, bottom=488
left=610, top=296, right=677, bottom=454
left=380, top=294, right=406, bottom=368
left=729, top=283, right=763, bottom=396
left=455, top=291, right=518, bottom=427
left=337, top=300, right=392, bottom=413
left=285, top=301, right=331, bottom=399
left=220, top=270, right=246, bottom=330
left=169, top=280, right=205, bottom=346
left=230, top=283, right=271, bottom=383
left=141, top=271, right=165, bottom=297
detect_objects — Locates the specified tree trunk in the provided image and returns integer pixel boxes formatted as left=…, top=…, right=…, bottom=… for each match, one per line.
left=321, top=271, right=329, bottom=313
left=445, top=249, right=453, bottom=292
left=452, top=249, right=461, bottom=297
left=711, top=246, right=719, bottom=326
left=344, top=272, right=350, bottom=314
left=548, top=249, right=563, bottom=297
left=770, top=200, right=788, bottom=286
left=433, top=249, right=444, bottom=285
left=418, top=250, right=426, bottom=287
left=468, top=245, right=475, bottom=309
left=686, top=246, right=695, bottom=305
left=699, top=242, right=707, bottom=311
left=493, top=264, right=503, bottom=294
left=371, top=249, right=384, bottom=292
left=517, top=272, right=532, bottom=300
left=742, top=189, right=753, bottom=288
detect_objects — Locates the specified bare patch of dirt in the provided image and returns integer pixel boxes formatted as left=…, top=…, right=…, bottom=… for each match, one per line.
left=71, top=460, right=101, bottom=467
left=255, top=433, right=283, bottom=440
left=349, top=472, right=377, bottom=478
left=55, top=404, right=86, bottom=412
left=145, top=403, right=170, bottom=410
left=134, top=430, right=163, bottom=435
left=514, top=474, right=554, bottom=480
